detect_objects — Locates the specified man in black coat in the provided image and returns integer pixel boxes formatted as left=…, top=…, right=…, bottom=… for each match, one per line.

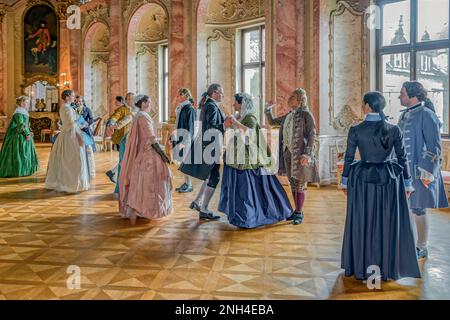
left=171, top=90, right=196, bottom=193
left=179, top=83, right=227, bottom=220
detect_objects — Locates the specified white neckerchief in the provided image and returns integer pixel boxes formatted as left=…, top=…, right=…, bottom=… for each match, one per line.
left=14, top=107, right=29, bottom=117
left=137, top=110, right=152, bottom=121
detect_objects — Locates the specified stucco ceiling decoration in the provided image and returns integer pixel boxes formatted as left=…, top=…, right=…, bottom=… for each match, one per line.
left=82, top=4, right=109, bottom=34
left=123, top=0, right=169, bottom=20
left=206, top=0, right=264, bottom=24
left=91, top=25, right=110, bottom=52
left=134, top=4, right=168, bottom=42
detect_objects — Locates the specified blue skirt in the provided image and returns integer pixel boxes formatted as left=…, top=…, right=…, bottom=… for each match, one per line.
left=114, top=134, right=127, bottom=194
left=341, top=161, right=421, bottom=280
left=218, top=165, right=292, bottom=228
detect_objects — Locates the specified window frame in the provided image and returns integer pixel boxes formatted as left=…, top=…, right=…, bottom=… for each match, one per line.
left=160, top=44, right=169, bottom=123
left=376, top=0, right=450, bottom=135
left=240, top=25, right=266, bottom=125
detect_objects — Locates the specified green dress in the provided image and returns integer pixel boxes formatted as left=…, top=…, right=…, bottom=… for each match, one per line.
left=0, top=108, right=39, bottom=177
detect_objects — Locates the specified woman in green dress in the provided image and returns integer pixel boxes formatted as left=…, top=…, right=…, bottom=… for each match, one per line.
left=0, top=96, right=39, bottom=178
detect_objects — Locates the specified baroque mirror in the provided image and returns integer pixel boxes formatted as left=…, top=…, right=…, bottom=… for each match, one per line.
left=23, top=80, right=59, bottom=112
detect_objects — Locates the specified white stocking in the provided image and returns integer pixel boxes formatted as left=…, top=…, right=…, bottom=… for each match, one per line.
left=415, top=214, right=429, bottom=250
left=194, top=180, right=208, bottom=206
left=185, top=175, right=192, bottom=186
left=409, top=211, right=418, bottom=248
left=86, top=146, right=96, bottom=178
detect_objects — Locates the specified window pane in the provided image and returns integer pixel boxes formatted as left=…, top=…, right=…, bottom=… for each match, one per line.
left=418, top=0, right=449, bottom=42
left=381, top=53, right=411, bottom=123
left=164, top=73, right=168, bottom=122
left=262, top=65, right=266, bottom=125
left=164, top=46, right=168, bottom=71
left=244, top=30, right=261, bottom=63
left=417, top=48, right=449, bottom=134
left=160, top=45, right=169, bottom=123
left=262, top=27, right=266, bottom=63
left=382, top=0, right=410, bottom=46
left=244, top=67, right=261, bottom=121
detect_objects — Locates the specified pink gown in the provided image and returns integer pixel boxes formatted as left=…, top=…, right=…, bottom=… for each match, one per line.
left=119, top=111, right=172, bottom=219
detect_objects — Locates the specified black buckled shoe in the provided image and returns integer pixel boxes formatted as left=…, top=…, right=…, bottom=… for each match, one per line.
left=416, top=247, right=428, bottom=259
left=189, top=201, right=201, bottom=212
left=176, top=183, right=187, bottom=192
left=293, top=212, right=304, bottom=225
left=105, top=170, right=116, bottom=183
left=178, top=184, right=193, bottom=193
left=287, top=210, right=297, bottom=221
left=199, top=210, right=220, bottom=221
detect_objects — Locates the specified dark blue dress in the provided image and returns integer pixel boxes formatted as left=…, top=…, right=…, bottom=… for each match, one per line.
left=218, top=114, right=292, bottom=228
left=219, top=166, right=292, bottom=228
left=341, top=115, right=421, bottom=280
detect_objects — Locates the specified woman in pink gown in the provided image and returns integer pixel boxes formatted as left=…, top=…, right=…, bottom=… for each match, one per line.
left=119, top=95, right=173, bottom=221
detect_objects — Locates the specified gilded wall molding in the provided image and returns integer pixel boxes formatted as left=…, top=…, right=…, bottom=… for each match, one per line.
left=24, top=0, right=73, bottom=20
left=20, top=1, right=61, bottom=92
left=0, top=4, right=8, bottom=23
left=91, top=53, right=109, bottom=65
left=20, top=74, right=58, bottom=94
left=136, top=44, right=158, bottom=56
left=328, top=0, right=369, bottom=132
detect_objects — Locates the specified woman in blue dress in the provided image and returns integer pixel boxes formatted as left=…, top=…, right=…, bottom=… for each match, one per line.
left=218, top=93, right=292, bottom=228
left=74, top=97, right=96, bottom=179
left=341, top=91, right=420, bottom=281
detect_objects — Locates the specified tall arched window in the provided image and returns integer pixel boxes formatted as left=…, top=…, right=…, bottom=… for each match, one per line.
left=83, top=22, right=110, bottom=117
left=377, top=0, right=450, bottom=134
left=127, top=3, right=169, bottom=124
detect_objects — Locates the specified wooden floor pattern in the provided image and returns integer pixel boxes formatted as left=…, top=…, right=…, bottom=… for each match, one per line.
left=0, top=144, right=450, bottom=300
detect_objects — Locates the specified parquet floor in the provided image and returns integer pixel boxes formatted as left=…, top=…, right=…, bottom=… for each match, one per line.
left=0, top=144, right=450, bottom=300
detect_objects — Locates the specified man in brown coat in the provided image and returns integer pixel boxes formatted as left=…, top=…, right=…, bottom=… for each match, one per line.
left=265, top=88, right=319, bottom=225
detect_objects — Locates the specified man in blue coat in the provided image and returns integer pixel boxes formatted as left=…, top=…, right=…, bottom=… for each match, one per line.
left=398, top=81, right=449, bottom=259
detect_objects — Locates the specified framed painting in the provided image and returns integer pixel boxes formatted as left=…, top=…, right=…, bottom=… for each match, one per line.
left=23, top=4, right=58, bottom=75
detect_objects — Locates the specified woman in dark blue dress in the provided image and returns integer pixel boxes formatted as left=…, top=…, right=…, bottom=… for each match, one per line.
left=341, top=91, right=420, bottom=281
left=218, top=93, right=292, bottom=228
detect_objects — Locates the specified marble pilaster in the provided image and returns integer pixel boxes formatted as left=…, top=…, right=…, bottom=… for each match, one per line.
left=273, top=0, right=297, bottom=116
left=108, top=0, right=123, bottom=112
left=169, top=0, right=185, bottom=121
left=59, top=19, right=72, bottom=89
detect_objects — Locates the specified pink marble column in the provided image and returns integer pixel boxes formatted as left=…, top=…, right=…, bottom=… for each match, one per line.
left=311, top=0, right=321, bottom=132
left=169, top=0, right=185, bottom=121
left=296, top=0, right=306, bottom=89
left=69, top=28, right=82, bottom=93
left=193, top=0, right=209, bottom=102
left=108, top=0, right=123, bottom=113
left=273, top=0, right=297, bottom=116
left=59, top=19, right=72, bottom=90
